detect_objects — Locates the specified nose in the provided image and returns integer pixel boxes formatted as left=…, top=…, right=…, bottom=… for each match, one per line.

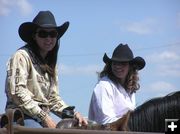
left=112, top=61, right=129, bottom=66
left=44, top=36, right=53, bottom=41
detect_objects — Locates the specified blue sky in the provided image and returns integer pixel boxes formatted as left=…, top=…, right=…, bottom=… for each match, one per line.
left=0, top=0, right=180, bottom=122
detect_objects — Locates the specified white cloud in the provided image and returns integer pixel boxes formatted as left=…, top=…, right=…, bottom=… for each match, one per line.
left=124, top=18, right=157, bottom=35
left=147, top=51, right=180, bottom=63
left=0, top=0, right=12, bottom=16
left=149, top=81, right=176, bottom=94
left=17, top=0, right=32, bottom=16
left=137, top=81, right=178, bottom=105
left=59, top=64, right=102, bottom=76
left=0, top=0, right=32, bottom=16
left=146, top=50, right=180, bottom=77
left=158, top=63, right=180, bottom=77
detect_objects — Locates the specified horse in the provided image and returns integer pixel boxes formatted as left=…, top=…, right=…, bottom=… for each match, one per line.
left=56, top=91, right=180, bottom=132
left=127, top=91, right=180, bottom=132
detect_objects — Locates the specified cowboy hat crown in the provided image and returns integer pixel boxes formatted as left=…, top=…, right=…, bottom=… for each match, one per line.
left=32, top=10, right=58, bottom=27
left=103, top=44, right=146, bottom=70
left=18, top=10, right=69, bottom=42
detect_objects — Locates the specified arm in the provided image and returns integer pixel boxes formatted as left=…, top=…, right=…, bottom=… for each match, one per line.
left=48, top=67, right=87, bottom=125
left=6, top=51, right=49, bottom=124
left=90, top=83, right=120, bottom=124
left=47, top=67, right=69, bottom=117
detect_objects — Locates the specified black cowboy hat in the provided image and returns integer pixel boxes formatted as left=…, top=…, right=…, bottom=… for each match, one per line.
left=18, top=10, right=69, bottom=43
left=103, top=44, right=146, bottom=70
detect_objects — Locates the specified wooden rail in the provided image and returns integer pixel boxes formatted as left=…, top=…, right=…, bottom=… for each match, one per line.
left=0, top=109, right=164, bottom=134
left=1, top=126, right=164, bottom=134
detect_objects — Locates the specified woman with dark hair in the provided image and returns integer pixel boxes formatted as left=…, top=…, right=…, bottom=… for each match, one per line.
left=88, top=44, right=146, bottom=124
left=5, top=10, right=87, bottom=128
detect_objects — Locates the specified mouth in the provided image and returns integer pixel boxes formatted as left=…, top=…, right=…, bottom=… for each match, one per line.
left=114, top=70, right=124, bottom=75
left=115, top=68, right=123, bottom=73
left=44, top=43, right=53, bottom=47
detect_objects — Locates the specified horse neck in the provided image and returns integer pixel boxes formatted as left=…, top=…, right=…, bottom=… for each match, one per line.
left=127, top=102, right=161, bottom=132
left=127, top=92, right=180, bottom=132
left=110, top=111, right=131, bottom=131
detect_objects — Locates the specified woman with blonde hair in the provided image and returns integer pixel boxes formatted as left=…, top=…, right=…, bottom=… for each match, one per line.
left=88, top=43, right=145, bottom=124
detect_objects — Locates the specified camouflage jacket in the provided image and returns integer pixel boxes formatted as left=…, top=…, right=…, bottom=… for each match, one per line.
left=5, top=45, right=68, bottom=122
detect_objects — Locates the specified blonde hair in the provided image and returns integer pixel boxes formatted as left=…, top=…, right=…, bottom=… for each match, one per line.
left=100, top=63, right=140, bottom=94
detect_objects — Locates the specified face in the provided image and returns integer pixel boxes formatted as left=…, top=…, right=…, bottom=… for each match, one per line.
left=111, top=61, right=129, bottom=81
left=34, top=28, right=58, bottom=57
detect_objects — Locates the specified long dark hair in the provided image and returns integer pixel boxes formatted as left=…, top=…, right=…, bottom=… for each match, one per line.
left=28, top=39, right=59, bottom=80
left=100, top=62, right=140, bottom=94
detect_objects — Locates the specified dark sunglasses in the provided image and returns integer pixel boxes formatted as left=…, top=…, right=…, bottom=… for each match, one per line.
left=112, top=61, right=129, bottom=66
left=36, top=30, right=58, bottom=38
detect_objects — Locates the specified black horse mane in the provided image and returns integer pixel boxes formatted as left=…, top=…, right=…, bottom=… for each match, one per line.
left=128, top=91, right=180, bottom=132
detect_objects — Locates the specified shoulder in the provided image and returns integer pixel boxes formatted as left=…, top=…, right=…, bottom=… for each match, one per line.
left=93, top=76, right=115, bottom=94
left=7, top=48, right=31, bottom=65
left=98, top=76, right=115, bottom=88
left=12, top=48, right=30, bottom=59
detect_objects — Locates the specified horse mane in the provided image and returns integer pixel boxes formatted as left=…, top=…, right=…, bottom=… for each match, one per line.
left=56, top=91, right=180, bottom=132
left=128, top=91, right=180, bottom=132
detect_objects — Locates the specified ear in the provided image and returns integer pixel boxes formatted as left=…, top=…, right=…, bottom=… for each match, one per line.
left=110, top=111, right=131, bottom=131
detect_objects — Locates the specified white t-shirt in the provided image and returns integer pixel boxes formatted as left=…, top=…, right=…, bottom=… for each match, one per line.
left=88, top=76, right=136, bottom=124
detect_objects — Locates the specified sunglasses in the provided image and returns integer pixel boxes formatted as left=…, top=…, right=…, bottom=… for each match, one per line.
left=112, top=61, right=129, bottom=66
left=36, top=30, right=58, bottom=38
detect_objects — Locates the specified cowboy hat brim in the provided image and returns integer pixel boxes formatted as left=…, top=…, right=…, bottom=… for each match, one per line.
left=130, top=56, right=146, bottom=70
left=18, top=21, right=69, bottom=43
left=103, top=53, right=145, bottom=70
